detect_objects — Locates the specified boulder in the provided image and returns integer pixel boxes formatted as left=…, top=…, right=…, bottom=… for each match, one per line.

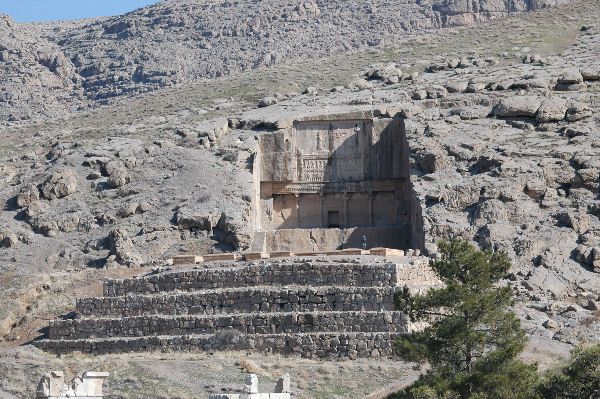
left=426, top=86, right=447, bottom=99
left=465, top=82, right=486, bottom=93
left=458, top=106, right=492, bottom=120
left=555, top=82, right=587, bottom=92
left=107, top=168, right=130, bottom=188
left=411, top=90, right=428, bottom=100
left=445, top=81, right=468, bottom=93
left=367, top=63, right=402, bottom=84
left=565, top=100, right=592, bottom=121
left=176, top=207, right=221, bottom=230
left=348, top=78, right=373, bottom=90
left=495, top=80, right=515, bottom=90
left=40, top=170, right=78, bottom=200
left=426, top=62, right=447, bottom=72
left=117, top=203, right=138, bottom=218
left=107, top=227, right=142, bottom=267
left=535, top=98, right=567, bottom=123
left=586, top=299, right=599, bottom=311
left=102, top=160, right=125, bottom=176
left=415, top=148, right=447, bottom=174
left=543, top=318, right=558, bottom=330
left=57, top=214, right=80, bottom=233
left=25, top=201, right=46, bottom=218
left=574, top=244, right=600, bottom=271
left=0, top=229, right=17, bottom=248
left=16, top=184, right=40, bottom=208
left=136, top=201, right=152, bottom=213
left=258, top=97, right=278, bottom=107
left=31, top=217, right=59, bottom=237
left=558, top=68, right=583, bottom=84
left=525, top=180, right=546, bottom=200
left=522, top=54, right=542, bottom=64
left=574, top=168, right=599, bottom=192
left=493, top=96, right=542, bottom=118
left=87, top=171, right=102, bottom=180
left=581, top=67, right=600, bottom=81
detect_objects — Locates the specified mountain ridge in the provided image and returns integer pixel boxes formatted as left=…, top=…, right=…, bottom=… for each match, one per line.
left=0, top=0, right=581, bottom=122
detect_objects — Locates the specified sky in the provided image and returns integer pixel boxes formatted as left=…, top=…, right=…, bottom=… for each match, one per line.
left=0, top=0, right=160, bottom=23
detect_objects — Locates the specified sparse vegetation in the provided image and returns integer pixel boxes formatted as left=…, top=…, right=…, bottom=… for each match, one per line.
left=537, top=342, right=600, bottom=399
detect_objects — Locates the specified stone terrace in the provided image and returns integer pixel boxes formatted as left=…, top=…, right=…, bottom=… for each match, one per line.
left=35, top=255, right=439, bottom=359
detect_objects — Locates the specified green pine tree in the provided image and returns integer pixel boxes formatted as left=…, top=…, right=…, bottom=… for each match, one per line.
left=537, top=342, right=600, bottom=398
left=389, top=239, right=538, bottom=399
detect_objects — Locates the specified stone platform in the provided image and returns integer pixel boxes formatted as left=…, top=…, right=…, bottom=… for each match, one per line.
left=35, top=254, right=439, bottom=359
left=172, top=247, right=413, bottom=265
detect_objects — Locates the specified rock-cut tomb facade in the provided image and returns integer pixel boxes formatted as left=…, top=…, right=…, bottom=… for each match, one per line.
left=252, top=111, right=424, bottom=252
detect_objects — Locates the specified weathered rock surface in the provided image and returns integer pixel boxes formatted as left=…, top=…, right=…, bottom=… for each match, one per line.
left=494, top=96, right=542, bottom=117
left=40, top=170, right=78, bottom=200
left=0, top=0, right=584, bottom=121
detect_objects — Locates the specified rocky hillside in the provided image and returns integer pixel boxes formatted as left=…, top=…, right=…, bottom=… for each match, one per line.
left=1, top=1, right=600, bottom=392
left=0, top=0, right=580, bottom=121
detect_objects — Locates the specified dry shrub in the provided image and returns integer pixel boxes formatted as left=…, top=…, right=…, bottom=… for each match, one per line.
left=236, top=358, right=266, bottom=375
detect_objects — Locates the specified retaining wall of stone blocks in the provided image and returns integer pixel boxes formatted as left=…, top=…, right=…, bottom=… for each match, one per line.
left=35, top=332, right=401, bottom=359
left=102, top=262, right=404, bottom=297
left=77, top=286, right=396, bottom=318
left=35, top=256, right=439, bottom=359
left=49, top=311, right=408, bottom=339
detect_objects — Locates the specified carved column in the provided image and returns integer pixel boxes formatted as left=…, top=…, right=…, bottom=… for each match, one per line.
left=295, top=194, right=300, bottom=228
left=319, top=193, right=324, bottom=228
left=343, top=193, right=348, bottom=228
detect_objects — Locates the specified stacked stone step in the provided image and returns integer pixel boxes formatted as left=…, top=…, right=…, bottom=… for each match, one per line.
left=35, top=257, right=438, bottom=359
left=49, top=311, right=407, bottom=339
left=76, top=286, right=397, bottom=318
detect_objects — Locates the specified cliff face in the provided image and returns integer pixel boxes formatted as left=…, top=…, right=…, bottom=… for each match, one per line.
left=430, top=0, right=576, bottom=25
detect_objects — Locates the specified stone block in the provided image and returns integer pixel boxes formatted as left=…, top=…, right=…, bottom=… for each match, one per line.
left=209, top=395, right=240, bottom=399
left=294, top=251, right=318, bottom=256
left=36, top=371, right=108, bottom=399
left=269, top=251, right=294, bottom=258
left=341, top=248, right=368, bottom=255
left=36, top=371, right=65, bottom=398
left=387, top=249, right=405, bottom=257
left=370, top=247, right=387, bottom=256
left=172, top=255, right=202, bottom=265
left=274, top=373, right=290, bottom=393
left=269, top=394, right=291, bottom=399
left=370, top=248, right=405, bottom=257
left=244, top=252, right=270, bottom=261
left=244, top=374, right=259, bottom=394
left=248, top=394, right=270, bottom=399
left=203, top=254, right=241, bottom=262
left=69, top=371, right=109, bottom=397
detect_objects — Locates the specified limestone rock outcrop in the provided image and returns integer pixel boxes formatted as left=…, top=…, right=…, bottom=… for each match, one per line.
left=40, top=171, right=78, bottom=200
